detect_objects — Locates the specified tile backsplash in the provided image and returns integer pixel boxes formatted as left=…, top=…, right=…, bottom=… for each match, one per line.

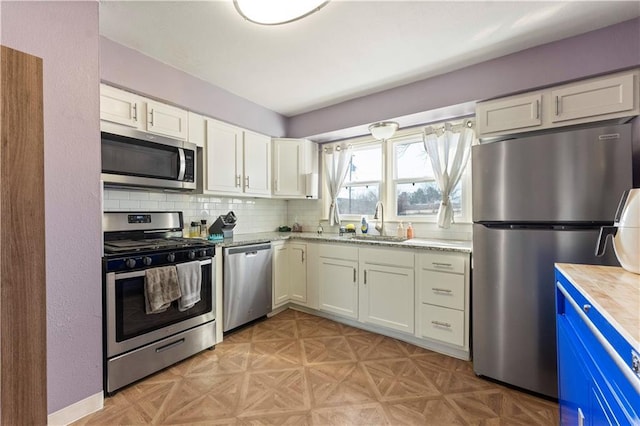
left=103, top=189, right=471, bottom=241
left=103, top=189, right=288, bottom=235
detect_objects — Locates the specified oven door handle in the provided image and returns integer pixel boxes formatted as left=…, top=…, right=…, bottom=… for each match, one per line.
left=113, top=258, right=212, bottom=280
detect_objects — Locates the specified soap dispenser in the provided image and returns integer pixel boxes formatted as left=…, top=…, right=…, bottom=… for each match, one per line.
left=361, top=216, right=368, bottom=234
left=406, top=222, right=414, bottom=239
left=397, top=221, right=405, bottom=238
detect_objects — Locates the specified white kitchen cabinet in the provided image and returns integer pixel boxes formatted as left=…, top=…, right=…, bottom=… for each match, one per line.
left=204, top=119, right=243, bottom=194
left=272, top=242, right=290, bottom=307
left=243, top=131, right=271, bottom=196
left=416, top=251, right=470, bottom=356
left=359, top=248, right=415, bottom=334
left=551, top=73, right=635, bottom=123
left=146, top=100, right=188, bottom=140
left=272, top=242, right=307, bottom=308
left=201, top=119, right=271, bottom=197
left=318, top=244, right=358, bottom=319
left=476, top=69, right=639, bottom=139
left=100, top=84, right=189, bottom=140
left=272, top=138, right=318, bottom=198
left=187, top=112, right=206, bottom=148
left=100, top=84, right=144, bottom=129
left=476, top=93, right=542, bottom=135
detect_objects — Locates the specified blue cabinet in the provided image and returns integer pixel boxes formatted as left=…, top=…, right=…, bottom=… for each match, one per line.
left=555, top=267, right=640, bottom=425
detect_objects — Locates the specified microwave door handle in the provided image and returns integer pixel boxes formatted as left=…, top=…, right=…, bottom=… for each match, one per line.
left=177, top=148, right=186, bottom=181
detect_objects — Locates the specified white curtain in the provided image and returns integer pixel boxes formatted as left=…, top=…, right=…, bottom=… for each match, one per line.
left=323, top=144, right=352, bottom=226
left=423, top=119, right=474, bottom=228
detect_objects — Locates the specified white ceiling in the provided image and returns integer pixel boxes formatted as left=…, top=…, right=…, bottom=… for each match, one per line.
left=99, top=1, right=640, bottom=117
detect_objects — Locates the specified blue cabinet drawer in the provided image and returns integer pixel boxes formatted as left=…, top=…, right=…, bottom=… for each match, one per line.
left=555, top=269, right=640, bottom=425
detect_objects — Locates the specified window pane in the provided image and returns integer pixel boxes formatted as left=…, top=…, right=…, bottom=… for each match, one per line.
left=337, top=185, right=379, bottom=216
left=344, top=146, right=381, bottom=183
left=395, top=141, right=433, bottom=180
left=396, top=181, right=462, bottom=217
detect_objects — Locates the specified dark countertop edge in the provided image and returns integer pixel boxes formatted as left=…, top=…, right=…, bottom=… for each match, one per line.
left=214, top=232, right=472, bottom=253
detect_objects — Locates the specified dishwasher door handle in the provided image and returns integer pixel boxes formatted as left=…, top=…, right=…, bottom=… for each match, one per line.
left=244, top=251, right=258, bottom=257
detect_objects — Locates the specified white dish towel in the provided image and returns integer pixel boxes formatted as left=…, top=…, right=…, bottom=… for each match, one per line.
left=176, top=261, right=202, bottom=311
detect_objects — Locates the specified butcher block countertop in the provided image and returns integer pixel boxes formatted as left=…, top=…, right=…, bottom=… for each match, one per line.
left=555, top=263, right=640, bottom=349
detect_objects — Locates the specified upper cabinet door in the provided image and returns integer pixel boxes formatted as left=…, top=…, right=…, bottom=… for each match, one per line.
left=205, top=119, right=242, bottom=194
left=272, top=138, right=305, bottom=197
left=100, top=84, right=143, bottom=129
left=146, top=100, right=188, bottom=140
left=551, top=73, right=635, bottom=123
left=476, top=93, right=542, bottom=135
left=243, top=131, right=271, bottom=196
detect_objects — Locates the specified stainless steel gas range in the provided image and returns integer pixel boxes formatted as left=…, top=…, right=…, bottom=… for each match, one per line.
left=102, top=211, right=217, bottom=394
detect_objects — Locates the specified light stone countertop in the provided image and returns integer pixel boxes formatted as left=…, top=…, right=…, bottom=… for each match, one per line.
left=556, top=263, right=640, bottom=350
left=214, top=231, right=472, bottom=253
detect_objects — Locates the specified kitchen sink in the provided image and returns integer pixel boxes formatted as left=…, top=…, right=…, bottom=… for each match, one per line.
left=350, top=234, right=408, bottom=242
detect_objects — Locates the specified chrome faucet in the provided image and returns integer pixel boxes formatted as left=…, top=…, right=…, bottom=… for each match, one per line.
left=373, top=201, right=385, bottom=236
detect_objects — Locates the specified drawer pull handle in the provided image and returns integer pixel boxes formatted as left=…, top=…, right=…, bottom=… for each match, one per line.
left=431, top=320, right=451, bottom=328
left=432, top=288, right=452, bottom=293
left=155, top=338, right=185, bottom=353
left=432, top=262, right=452, bottom=268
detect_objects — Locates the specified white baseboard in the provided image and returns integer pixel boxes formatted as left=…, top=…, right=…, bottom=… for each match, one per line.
left=48, top=391, right=103, bottom=426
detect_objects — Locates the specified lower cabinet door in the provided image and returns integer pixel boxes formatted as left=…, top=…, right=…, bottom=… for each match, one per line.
left=361, top=264, right=414, bottom=333
left=557, top=316, right=590, bottom=426
left=318, top=258, right=358, bottom=319
left=419, top=304, right=464, bottom=346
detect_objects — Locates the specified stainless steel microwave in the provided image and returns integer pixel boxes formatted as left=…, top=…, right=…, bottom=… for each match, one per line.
left=101, top=122, right=197, bottom=191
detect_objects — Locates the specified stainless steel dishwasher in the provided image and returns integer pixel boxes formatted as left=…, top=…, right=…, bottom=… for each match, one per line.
left=223, top=243, right=272, bottom=332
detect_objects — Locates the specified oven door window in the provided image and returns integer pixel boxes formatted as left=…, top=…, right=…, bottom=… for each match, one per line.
left=114, top=263, right=212, bottom=342
left=102, top=133, right=179, bottom=181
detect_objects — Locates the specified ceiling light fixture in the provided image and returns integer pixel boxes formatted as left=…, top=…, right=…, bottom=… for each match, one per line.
left=368, top=121, right=399, bottom=141
left=234, top=0, right=329, bottom=26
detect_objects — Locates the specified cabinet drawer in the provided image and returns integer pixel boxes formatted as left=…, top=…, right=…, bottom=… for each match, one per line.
left=360, top=247, right=414, bottom=268
left=420, top=270, right=464, bottom=310
left=419, top=252, right=465, bottom=274
left=318, top=244, right=358, bottom=261
left=419, top=304, right=465, bottom=347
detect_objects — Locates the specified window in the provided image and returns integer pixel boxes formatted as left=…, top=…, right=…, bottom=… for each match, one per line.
left=392, top=135, right=463, bottom=220
left=336, top=144, right=382, bottom=216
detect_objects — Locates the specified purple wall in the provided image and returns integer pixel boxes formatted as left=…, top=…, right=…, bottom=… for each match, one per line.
left=288, top=18, right=640, bottom=138
left=100, top=37, right=288, bottom=137
left=1, top=1, right=102, bottom=414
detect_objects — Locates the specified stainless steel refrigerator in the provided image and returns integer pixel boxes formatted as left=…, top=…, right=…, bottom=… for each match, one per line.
left=472, top=123, right=633, bottom=398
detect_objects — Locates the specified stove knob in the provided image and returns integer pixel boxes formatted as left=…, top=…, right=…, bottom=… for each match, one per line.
left=199, top=250, right=208, bottom=258
left=188, top=250, right=196, bottom=260
left=142, top=256, right=152, bottom=266
left=125, top=258, right=136, bottom=269
left=167, top=253, right=176, bottom=262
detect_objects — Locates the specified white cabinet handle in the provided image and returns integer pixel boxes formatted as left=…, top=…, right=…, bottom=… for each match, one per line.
left=431, top=320, right=452, bottom=328
left=236, top=175, right=241, bottom=188
left=432, top=287, right=452, bottom=293
left=555, top=96, right=560, bottom=116
left=245, top=176, right=250, bottom=188
left=432, top=262, right=452, bottom=268
left=149, top=109, right=154, bottom=126
left=535, top=99, right=540, bottom=119
left=132, top=103, right=138, bottom=121
left=364, top=270, right=367, bottom=284
left=301, top=250, right=304, bottom=263
left=353, top=268, right=356, bottom=283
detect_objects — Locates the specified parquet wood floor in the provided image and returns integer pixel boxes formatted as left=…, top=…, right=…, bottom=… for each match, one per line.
left=74, top=309, right=558, bottom=425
